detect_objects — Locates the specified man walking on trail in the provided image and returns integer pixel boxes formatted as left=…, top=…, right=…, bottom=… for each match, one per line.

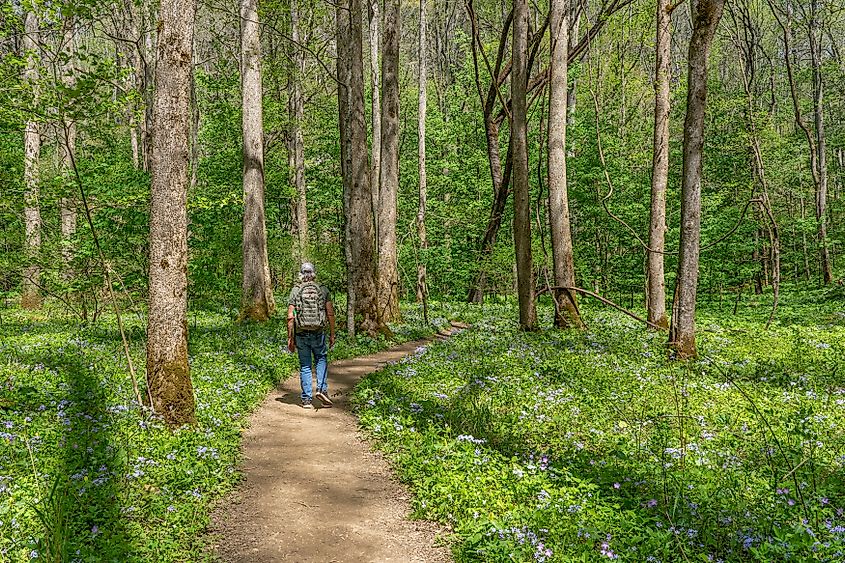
left=287, top=262, right=336, bottom=409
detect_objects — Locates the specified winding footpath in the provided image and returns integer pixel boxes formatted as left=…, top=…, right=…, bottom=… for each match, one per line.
left=211, top=327, right=463, bottom=563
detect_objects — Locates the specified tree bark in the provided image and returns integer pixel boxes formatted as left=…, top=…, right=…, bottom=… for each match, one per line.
left=369, top=0, right=381, bottom=230
left=669, top=0, right=725, bottom=360
left=239, top=0, right=275, bottom=322
left=290, top=0, right=309, bottom=259
left=512, top=0, right=536, bottom=330
left=417, top=0, right=429, bottom=308
left=548, top=0, right=584, bottom=329
left=346, top=0, right=381, bottom=334
left=147, top=0, right=197, bottom=425
left=647, top=0, right=671, bottom=329
left=566, top=5, right=580, bottom=126
left=22, top=10, right=42, bottom=310
left=377, top=0, right=401, bottom=323
left=142, top=5, right=155, bottom=172
left=60, top=22, right=78, bottom=279
left=338, top=0, right=356, bottom=339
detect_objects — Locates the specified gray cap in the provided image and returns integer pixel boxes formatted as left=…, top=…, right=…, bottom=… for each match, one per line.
left=300, top=262, right=315, bottom=274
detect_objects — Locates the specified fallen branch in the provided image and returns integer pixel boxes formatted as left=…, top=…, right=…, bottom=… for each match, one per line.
left=538, top=285, right=668, bottom=331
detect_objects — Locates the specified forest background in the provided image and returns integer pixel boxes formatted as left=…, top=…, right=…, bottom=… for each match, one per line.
left=3, top=0, right=843, bottom=324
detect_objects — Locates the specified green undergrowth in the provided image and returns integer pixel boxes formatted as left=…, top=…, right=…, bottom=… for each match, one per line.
left=353, top=292, right=845, bottom=562
left=0, top=300, right=446, bottom=562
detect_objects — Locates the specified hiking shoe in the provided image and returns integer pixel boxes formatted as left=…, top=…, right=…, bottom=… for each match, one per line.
left=315, top=391, right=333, bottom=408
left=301, top=399, right=314, bottom=410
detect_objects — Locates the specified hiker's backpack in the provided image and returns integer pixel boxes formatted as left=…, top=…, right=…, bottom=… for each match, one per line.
left=293, top=281, right=326, bottom=332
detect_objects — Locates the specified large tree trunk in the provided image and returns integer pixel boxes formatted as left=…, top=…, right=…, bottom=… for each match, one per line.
left=647, top=0, right=671, bottom=329
left=346, top=0, right=381, bottom=334
left=240, top=0, right=275, bottom=322
left=338, top=0, right=356, bottom=339
left=290, top=0, right=309, bottom=259
left=808, top=0, right=832, bottom=285
left=147, top=0, right=197, bottom=425
left=417, top=0, right=429, bottom=307
left=22, top=10, right=41, bottom=310
left=377, top=0, right=401, bottom=323
left=512, top=0, right=536, bottom=330
left=369, top=0, right=381, bottom=228
left=548, top=0, right=584, bottom=329
left=668, top=0, right=724, bottom=360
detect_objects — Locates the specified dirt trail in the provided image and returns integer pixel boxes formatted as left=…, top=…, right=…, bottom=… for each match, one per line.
left=211, top=329, right=460, bottom=563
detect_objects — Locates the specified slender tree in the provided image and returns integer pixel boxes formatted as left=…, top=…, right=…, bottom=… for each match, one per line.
left=669, top=0, right=725, bottom=359
left=465, top=3, right=513, bottom=303
left=378, top=0, right=401, bottom=322
left=769, top=0, right=830, bottom=285
left=290, top=0, right=309, bottom=259
left=647, top=0, right=671, bottom=329
left=59, top=22, right=77, bottom=277
left=548, top=0, right=584, bottom=329
left=512, top=0, right=537, bottom=330
left=147, top=0, right=198, bottom=425
left=22, top=10, right=41, bottom=309
left=417, top=0, right=429, bottom=308
left=240, top=0, right=275, bottom=321
left=807, top=0, right=832, bottom=284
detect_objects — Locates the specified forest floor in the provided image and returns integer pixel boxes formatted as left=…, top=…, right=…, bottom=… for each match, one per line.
left=209, top=327, right=463, bottom=563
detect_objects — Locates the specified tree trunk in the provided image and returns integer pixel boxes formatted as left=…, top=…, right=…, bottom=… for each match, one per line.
left=290, top=0, right=309, bottom=259
left=22, top=10, right=41, bottom=310
left=127, top=0, right=142, bottom=170
left=465, top=4, right=513, bottom=303
left=143, top=7, right=155, bottom=172
left=239, top=0, right=275, bottom=322
left=417, top=0, right=429, bottom=308
left=346, top=0, right=381, bottom=334
left=60, top=23, right=77, bottom=278
left=369, top=0, right=381, bottom=230
left=647, top=0, right=671, bottom=329
left=377, top=0, right=401, bottom=323
left=548, top=0, right=584, bottom=329
left=668, top=0, right=724, bottom=360
left=566, top=6, right=580, bottom=127
left=801, top=196, right=811, bottom=280
left=512, top=0, right=536, bottom=330
left=338, top=0, right=356, bottom=339
left=147, top=0, right=197, bottom=425
left=808, top=1, right=832, bottom=285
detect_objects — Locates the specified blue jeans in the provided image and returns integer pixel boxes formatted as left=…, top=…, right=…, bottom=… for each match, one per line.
left=295, top=331, right=328, bottom=401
